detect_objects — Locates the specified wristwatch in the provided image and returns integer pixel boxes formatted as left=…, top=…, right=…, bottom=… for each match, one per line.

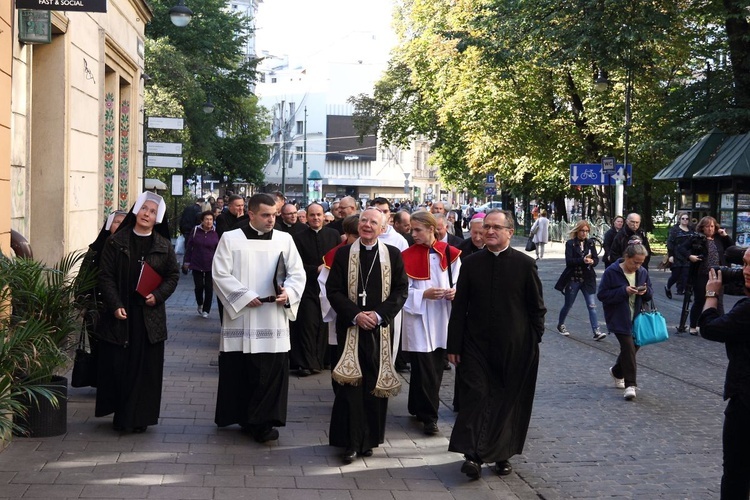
left=705, top=290, right=718, bottom=298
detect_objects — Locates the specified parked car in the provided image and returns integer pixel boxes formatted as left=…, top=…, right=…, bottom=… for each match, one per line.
left=476, top=201, right=503, bottom=213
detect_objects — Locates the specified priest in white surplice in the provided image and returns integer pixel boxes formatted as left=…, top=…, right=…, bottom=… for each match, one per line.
left=401, top=211, right=461, bottom=435
left=212, top=193, right=305, bottom=443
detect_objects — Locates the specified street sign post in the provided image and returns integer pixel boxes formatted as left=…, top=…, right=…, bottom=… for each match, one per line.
left=569, top=163, right=632, bottom=186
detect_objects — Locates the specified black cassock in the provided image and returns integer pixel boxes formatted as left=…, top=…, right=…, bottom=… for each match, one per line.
left=214, top=227, right=289, bottom=431
left=447, top=247, right=546, bottom=464
left=291, top=226, right=341, bottom=370
left=326, top=242, right=408, bottom=453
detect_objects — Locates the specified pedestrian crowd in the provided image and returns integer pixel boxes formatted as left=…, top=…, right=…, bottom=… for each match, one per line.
left=80, top=192, right=749, bottom=497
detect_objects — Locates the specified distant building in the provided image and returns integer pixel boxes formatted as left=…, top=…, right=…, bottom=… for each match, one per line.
left=256, top=56, right=430, bottom=205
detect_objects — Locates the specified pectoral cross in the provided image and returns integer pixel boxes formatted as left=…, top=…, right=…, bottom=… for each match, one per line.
left=359, top=290, right=367, bottom=306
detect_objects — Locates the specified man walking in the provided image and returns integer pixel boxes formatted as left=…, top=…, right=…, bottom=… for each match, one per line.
left=212, top=194, right=306, bottom=443
left=326, top=207, right=408, bottom=463
left=608, top=212, right=652, bottom=267
left=447, top=209, right=546, bottom=479
left=290, top=203, right=340, bottom=376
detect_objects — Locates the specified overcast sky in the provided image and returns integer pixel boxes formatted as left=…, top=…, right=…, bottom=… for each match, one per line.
left=254, top=0, right=397, bottom=69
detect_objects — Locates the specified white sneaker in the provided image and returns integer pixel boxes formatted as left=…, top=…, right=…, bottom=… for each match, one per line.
left=623, top=386, right=637, bottom=400
left=201, top=311, right=209, bottom=318
left=197, top=306, right=203, bottom=316
left=609, top=367, right=625, bottom=389
left=557, top=324, right=570, bottom=336
left=592, top=328, right=607, bottom=341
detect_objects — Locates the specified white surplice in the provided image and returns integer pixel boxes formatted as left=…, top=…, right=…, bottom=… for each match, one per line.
left=402, top=253, right=461, bottom=352
left=212, top=228, right=306, bottom=354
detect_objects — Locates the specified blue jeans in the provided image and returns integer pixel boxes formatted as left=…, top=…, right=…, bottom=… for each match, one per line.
left=558, top=280, right=599, bottom=332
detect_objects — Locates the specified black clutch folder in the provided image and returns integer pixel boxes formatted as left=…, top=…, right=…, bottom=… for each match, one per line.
left=258, top=252, right=286, bottom=303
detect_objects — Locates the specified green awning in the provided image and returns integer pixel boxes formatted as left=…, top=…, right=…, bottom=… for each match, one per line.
left=693, top=132, right=750, bottom=178
left=653, top=129, right=727, bottom=181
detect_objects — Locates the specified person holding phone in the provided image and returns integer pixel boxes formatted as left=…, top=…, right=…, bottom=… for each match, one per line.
left=679, top=216, right=734, bottom=335
left=597, top=239, right=652, bottom=401
left=553, top=220, right=604, bottom=340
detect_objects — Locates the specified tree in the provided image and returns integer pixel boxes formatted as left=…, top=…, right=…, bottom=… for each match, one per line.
left=352, top=0, right=750, bottom=223
left=144, top=0, right=267, bottom=191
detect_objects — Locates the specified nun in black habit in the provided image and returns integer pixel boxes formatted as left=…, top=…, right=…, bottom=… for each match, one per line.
left=95, top=193, right=179, bottom=433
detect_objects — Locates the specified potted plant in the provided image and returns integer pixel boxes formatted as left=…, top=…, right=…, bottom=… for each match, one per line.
left=0, top=251, right=95, bottom=440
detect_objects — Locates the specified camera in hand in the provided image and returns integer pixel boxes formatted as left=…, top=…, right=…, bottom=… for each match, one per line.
left=711, top=245, right=748, bottom=296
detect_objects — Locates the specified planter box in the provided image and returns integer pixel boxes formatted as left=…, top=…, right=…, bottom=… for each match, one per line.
left=13, top=375, right=68, bottom=438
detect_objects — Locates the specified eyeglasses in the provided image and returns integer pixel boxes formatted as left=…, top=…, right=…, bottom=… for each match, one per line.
left=482, top=224, right=513, bottom=232
left=680, top=217, right=689, bottom=220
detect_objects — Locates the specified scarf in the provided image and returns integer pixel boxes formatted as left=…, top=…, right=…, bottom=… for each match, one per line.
left=331, top=239, right=401, bottom=397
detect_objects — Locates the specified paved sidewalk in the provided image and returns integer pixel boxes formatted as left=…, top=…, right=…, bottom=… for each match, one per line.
left=0, top=236, right=734, bottom=499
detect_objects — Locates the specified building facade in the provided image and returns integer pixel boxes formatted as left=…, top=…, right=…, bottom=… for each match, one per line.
left=1, top=4, right=12, bottom=255
left=8, top=2, right=150, bottom=264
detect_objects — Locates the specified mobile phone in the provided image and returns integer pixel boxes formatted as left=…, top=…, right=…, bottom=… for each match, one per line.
left=636, top=285, right=647, bottom=292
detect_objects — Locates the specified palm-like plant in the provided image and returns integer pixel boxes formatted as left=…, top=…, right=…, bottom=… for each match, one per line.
left=0, top=251, right=97, bottom=438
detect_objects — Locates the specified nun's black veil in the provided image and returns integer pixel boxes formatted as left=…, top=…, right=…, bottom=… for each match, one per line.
left=115, top=204, right=171, bottom=240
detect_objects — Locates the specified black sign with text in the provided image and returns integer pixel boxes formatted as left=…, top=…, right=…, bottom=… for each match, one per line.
left=16, top=0, right=107, bottom=13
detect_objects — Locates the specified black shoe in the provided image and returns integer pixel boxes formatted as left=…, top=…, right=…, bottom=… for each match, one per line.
left=298, top=368, right=312, bottom=377
left=495, top=460, right=512, bottom=476
left=253, top=427, right=279, bottom=443
left=360, top=449, right=373, bottom=457
left=443, top=361, right=451, bottom=371
left=460, top=459, right=482, bottom=479
left=423, top=421, right=439, bottom=435
left=132, top=426, right=148, bottom=434
left=112, top=423, right=125, bottom=432
left=342, top=448, right=357, bottom=464
left=665, top=286, right=672, bottom=300
left=676, top=290, right=684, bottom=295
left=395, top=361, right=410, bottom=373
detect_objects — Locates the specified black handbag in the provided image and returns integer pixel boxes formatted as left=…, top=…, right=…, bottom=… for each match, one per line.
left=71, top=325, right=97, bottom=388
left=525, top=236, right=536, bottom=252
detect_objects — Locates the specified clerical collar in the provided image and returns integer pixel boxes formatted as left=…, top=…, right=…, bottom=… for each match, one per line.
left=489, top=244, right=510, bottom=256
left=361, top=242, right=377, bottom=251
left=133, top=228, right=152, bottom=237
left=311, top=227, right=321, bottom=233
left=248, top=222, right=267, bottom=236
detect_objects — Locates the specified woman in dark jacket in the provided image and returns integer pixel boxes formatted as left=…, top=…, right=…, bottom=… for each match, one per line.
left=75, top=210, right=128, bottom=387
left=554, top=220, right=604, bottom=340
left=182, top=210, right=220, bottom=317
left=665, top=211, right=693, bottom=298
left=602, top=215, right=624, bottom=266
left=95, top=192, right=179, bottom=433
left=678, top=216, right=734, bottom=335
left=597, top=241, right=652, bottom=401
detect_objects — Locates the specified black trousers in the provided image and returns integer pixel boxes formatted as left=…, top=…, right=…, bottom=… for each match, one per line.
left=612, top=333, right=639, bottom=388
left=192, top=270, right=213, bottom=314
left=407, top=348, right=445, bottom=424
left=721, top=397, right=750, bottom=499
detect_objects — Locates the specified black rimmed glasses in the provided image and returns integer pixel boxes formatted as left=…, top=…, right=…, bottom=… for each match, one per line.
left=482, top=224, right=513, bottom=232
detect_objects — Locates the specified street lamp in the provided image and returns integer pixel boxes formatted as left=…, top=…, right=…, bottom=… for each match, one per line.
left=202, top=97, right=215, bottom=114
left=594, top=70, right=631, bottom=218
left=169, top=0, right=194, bottom=27
left=199, top=99, right=216, bottom=198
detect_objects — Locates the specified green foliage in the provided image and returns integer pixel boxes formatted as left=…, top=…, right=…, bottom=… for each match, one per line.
left=143, top=0, right=268, bottom=190
left=0, top=252, right=94, bottom=438
left=353, top=0, right=750, bottom=221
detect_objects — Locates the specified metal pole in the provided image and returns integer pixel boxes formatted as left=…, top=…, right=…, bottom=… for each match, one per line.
left=302, top=106, right=308, bottom=207
left=280, top=101, right=286, bottom=196
left=142, top=107, right=148, bottom=195
left=617, top=67, right=632, bottom=218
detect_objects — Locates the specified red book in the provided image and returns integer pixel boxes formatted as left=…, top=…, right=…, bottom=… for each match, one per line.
left=136, top=262, right=163, bottom=298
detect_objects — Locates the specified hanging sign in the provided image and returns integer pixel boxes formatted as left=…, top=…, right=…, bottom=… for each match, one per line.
left=16, top=0, right=107, bottom=12
left=18, top=9, right=51, bottom=44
